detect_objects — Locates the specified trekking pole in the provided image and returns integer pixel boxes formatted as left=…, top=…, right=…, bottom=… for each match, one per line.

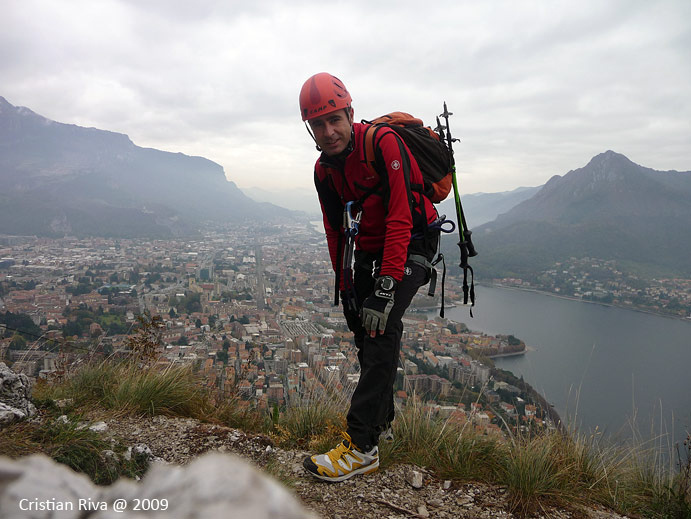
left=436, top=102, right=477, bottom=313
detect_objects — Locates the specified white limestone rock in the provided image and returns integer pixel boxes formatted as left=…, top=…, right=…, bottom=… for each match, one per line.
left=405, top=469, right=424, bottom=489
left=96, top=451, right=316, bottom=518
left=0, top=362, right=37, bottom=428
left=0, top=454, right=98, bottom=519
left=0, top=452, right=316, bottom=519
left=88, top=422, right=108, bottom=433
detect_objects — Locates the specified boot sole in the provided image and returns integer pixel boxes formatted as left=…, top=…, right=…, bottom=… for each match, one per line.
left=305, top=461, right=380, bottom=483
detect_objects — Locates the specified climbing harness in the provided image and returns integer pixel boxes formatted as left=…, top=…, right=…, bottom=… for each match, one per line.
left=410, top=214, right=456, bottom=318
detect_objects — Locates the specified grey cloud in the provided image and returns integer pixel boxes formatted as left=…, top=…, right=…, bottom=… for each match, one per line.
left=2, top=0, right=690, bottom=194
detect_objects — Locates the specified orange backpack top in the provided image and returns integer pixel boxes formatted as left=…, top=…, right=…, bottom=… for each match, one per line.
left=362, top=112, right=453, bottom=203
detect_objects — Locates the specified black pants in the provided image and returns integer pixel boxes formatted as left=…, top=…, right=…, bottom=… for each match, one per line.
left=343, top=251, right=429, bottom=451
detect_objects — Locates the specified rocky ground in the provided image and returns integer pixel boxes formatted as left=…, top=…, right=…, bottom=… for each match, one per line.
left=99, top=414, right=631, bottom=519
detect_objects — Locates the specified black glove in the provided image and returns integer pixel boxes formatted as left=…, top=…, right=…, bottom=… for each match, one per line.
left=361, top=276, right=397, bottom=336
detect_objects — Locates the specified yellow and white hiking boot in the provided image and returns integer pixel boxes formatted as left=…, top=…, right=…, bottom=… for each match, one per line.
left=303, top=433, right=379, bottom=482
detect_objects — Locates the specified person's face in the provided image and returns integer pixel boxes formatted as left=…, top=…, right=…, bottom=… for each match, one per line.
left=308, top=108, right=353, bottom=156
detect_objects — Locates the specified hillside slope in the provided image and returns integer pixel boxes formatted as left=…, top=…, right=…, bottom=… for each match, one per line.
left=0, top=96, right=290, bottom=237
left=470, top=151, right=691, bottom=278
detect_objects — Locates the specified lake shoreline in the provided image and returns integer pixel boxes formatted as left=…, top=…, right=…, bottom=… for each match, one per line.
left=436, top=285, right=691, bottom=445
left=488, top=349, right=527, bottom=359
left=479, top=282, right=691, bottom=323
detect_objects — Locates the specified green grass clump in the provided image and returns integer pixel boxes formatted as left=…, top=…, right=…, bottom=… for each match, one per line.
left=104, top=364, right=211, bottom=417
left=0, top=413, right=149, bottom=485
left=35, top=360, right=215, bottom=419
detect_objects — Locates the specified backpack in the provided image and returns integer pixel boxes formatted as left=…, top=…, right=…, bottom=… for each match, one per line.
left=362, top=112, right=453, bottom=203
left=360, top=110, right=476, bottom=318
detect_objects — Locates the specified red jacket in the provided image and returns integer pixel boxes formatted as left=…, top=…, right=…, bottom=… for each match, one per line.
left=314, top=122, right=438, bottom=286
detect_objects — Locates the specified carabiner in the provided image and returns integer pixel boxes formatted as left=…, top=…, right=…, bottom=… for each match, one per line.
left=431, top=214, right=456, bottom=234
left=344, top=201, right=362, bottom=236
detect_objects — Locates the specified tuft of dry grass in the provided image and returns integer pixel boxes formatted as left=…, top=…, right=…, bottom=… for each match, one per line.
left=500, top=432, right=581, bottom=516
left=381, top=395, right=502, bottom=481
left=270, top=377, right=349, bottom=452
left=34, top=360, right=215, bottom=419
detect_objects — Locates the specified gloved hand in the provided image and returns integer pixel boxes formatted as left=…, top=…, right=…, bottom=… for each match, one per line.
left=361, top=276, right=397, bottom=337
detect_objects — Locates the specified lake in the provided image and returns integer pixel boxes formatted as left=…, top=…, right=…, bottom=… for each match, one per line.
left=431, top=285, right=691, bottom=446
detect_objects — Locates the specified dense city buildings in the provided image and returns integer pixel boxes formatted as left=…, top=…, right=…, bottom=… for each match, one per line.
left=1, top=223, right=560, bottom=436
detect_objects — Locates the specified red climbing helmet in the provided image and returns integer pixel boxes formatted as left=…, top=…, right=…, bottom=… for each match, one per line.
left=299, top=72, right=352, bottom=121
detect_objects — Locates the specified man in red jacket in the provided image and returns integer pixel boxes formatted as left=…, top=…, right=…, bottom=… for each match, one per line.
left=300, top=73, right=439, bottom=482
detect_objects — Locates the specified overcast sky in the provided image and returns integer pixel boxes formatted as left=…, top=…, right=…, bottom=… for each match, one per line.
left=3, top=0, right=690, bottom=195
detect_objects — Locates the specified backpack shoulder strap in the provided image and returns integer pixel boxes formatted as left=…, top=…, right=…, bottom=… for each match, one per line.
left=359, top=123, right=390, bottom=205
left=362, top=123, right=380, bottom=179
left=362, top=122, right=405, bottom=180
left=360, top=122, right=418, bottom=220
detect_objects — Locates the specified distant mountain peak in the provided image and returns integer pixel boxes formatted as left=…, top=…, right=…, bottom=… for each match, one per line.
left=584, top=150, right=636, bottom=171
left=576, top=150, right=645, bottom=189
left=593, top=149, right=625, bottom=160
left=479, top=151, right=691, bottom=277
left=548, top=151, right=645, bottom=193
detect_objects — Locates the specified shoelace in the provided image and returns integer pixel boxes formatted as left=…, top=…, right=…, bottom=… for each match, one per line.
left=326, top=433, right=362, bottom=465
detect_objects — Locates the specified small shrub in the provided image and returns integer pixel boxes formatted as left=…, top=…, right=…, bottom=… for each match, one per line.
left=124, top=312, right=165, bottom=367
left=436, top=430, right=503, bottom=481
left=51, top=361, right=121, bottom=406
left=548, top=430, right=618, bottom=501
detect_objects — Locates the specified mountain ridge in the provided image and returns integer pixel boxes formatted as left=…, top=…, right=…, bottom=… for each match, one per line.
left=500, top=150, right=690, bottom=224
left=440, top=185, right=542, bottom=228
left=469, top=150, right=691, bottom=278
left=0, top=96, right=291, bottom=238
